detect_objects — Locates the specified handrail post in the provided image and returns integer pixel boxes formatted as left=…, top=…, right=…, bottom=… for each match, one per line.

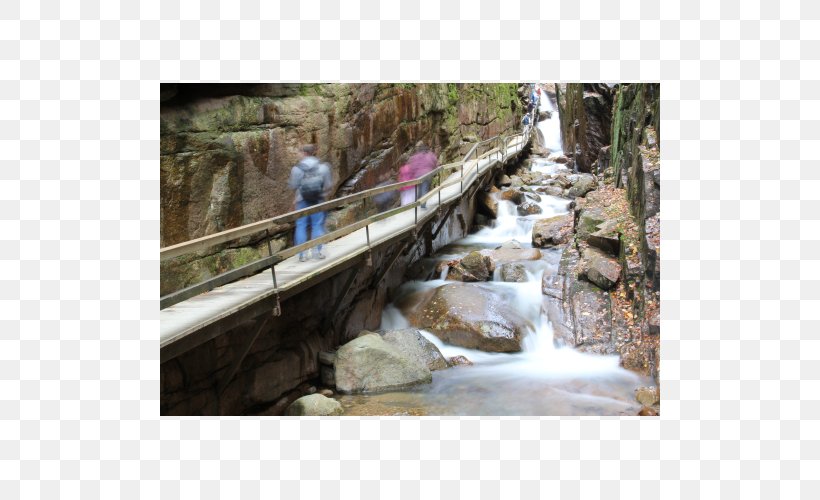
left=265, top=229, right=278, bottom=288
left=437, top=169, right=442, bottom=213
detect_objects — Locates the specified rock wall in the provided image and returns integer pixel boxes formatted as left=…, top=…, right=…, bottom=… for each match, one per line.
left=555, top=83, right=614, bottom=173
left=546, top=83, right=660, bottom=384
left=160, top=83, right=521, bottom=296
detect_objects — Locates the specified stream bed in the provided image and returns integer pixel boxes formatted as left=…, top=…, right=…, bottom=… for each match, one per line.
left=334, top=159, right=651, bottom=415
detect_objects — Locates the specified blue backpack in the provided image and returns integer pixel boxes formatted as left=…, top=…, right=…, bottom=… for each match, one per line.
left=298, top=162, right=325, bottom=203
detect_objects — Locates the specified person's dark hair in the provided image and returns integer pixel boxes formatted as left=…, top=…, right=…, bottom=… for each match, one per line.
left=301, top=144, right=316, bottom=156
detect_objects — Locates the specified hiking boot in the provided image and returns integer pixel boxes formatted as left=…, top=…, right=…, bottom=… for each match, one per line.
left=314, top=251, right=326, bottom=260
left=298, top=253, right=307, bottom=262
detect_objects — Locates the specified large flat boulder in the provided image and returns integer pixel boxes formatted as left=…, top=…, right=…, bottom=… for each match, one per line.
left=405, top=283, right=532, bottom=352
left=381, top=328, right=449, bottom=371
left=532, top=214, right=573, bottom=247
left=481, top=247, right=542, bottom=265
left=334, top=333, right=432, bottom=393
left=285, top=394, right=344, bottom=416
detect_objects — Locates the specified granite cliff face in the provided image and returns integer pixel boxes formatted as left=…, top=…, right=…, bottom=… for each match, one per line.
left=550, top=83, right=660, bottom=384
left=160, top=83, right=521, bottom=295
left=555, top=83, right=614, bottom=173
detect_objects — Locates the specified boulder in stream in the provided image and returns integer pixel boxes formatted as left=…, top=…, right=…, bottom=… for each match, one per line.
left=381, top=328, right=449, bottom=371
left=532, top=214, right=572, bottom=247
left=548, top=152, right=570, bottom=164
left=517, top=201, right=542, bottom=216
left=499, top=189, right=526, bottom=205
left=443, top=250, right=495, bottom=282
left=447, top=355, right=473, bottom=367
left=334, top=333, right=432, bottom=393
left=285, top=394, right=344, bottom=416
left=482, top=247, right=542, bottom=265
left=405, top=283, right=532, bottom=353
left=536, top=185, right=566, bottom=197
left=499, top=262, right=528, bottom=282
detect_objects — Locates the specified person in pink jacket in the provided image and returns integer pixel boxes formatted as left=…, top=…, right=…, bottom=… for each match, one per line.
left=398, top=163, right=415, bottom=206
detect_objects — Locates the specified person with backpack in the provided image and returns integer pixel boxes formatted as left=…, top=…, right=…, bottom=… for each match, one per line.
left=288, top=144, right=333, bottom=262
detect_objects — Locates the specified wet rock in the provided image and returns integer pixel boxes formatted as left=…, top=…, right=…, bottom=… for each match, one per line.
left=579, top=247, right=621, bottom=290
left=285, top=394, right=344, bottom=416
left=552, top=173, right=573, bottom=189
left=334, top=333, right=432, bottom=393
left=477, top=191, right=499, bottom=218
left=638, top=406, right=658, bottom=416
left=483, top=247, right=542, bottom=264
left=447, top=355, right=473, bottom=367
left=517, top=202, right=543, bottom=216
left=405, top=283, right=532, bottom=352
left=520, top=171, right=546, bottom=185
left=567, top=174, right=596, bottom=198
left=531, top=214, right=572, bottom=247
left=498, top=240, right=523, bottom=250
left=319, top=389, right=334, bottom=397
left=586, top=219, right=620, bottom=256
left=523, top=191, right=542, bottom=203
left=548, top=152, right=570, bottom=164
left=444, top=250, right=495, bottom=282
left=460, top=251, right=496, bottom=281
left=498, top=174, right=512, bottom=187
left=539, top=109, right=551, bottom=121
left=381, top=328, right=449, bottom=371
left=509, top=176, right=525, bottom=188
left=635, top=386, right=659, bottom=407
left=499, top=263, right=528, bottom=282
left=499, top=189, right=526, bottom=205
left=536, top=185, right=565, bottom=197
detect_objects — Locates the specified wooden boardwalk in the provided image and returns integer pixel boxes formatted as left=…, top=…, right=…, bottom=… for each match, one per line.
left=160, top=136, right=529, bottom=361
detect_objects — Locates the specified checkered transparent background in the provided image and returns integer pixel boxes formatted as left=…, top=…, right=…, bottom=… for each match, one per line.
left=2, top=0, right=818, bottom=498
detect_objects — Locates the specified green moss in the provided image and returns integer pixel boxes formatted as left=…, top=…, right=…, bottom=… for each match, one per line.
left=447, top=83, right=459, bottom=104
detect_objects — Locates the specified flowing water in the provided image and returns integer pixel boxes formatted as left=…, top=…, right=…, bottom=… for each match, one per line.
left=335, top=90, right=650, bottom=416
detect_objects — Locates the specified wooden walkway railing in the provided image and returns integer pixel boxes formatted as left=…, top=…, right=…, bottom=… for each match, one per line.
left=161, top=120, right=536, bottom=311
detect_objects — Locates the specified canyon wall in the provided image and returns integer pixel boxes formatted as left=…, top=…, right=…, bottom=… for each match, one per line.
left=160, top=83, right=521, bottom=295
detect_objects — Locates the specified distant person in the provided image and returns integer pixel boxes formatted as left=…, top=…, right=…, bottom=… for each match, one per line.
left=398, top=163, right=415, bottom=206
left=288, top=144, right=333, bottom=262
left=407, top=143, right=437, bottom=209
left=372, top=180, right=398, bottom=212
left=522, top=114, right=531, bottom=128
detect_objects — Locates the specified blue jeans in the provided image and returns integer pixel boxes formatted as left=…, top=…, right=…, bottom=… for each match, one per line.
left=295, top=200, right=326, bottom=255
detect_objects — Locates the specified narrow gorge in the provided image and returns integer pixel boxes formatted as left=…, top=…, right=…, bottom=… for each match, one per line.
left=160, top=83, right=660, bottom=416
